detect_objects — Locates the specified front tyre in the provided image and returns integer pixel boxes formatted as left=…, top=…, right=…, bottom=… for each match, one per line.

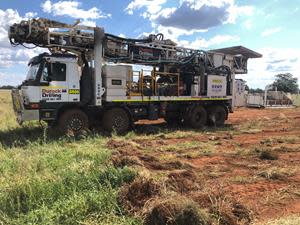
left=102, top=108, right=130, bottom=134
left=58, top=109, right=89, bottom=135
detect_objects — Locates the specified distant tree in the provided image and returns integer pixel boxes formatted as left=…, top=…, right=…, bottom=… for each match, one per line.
left=245, top=85, right=250, bottom=91
left=272, top=73, right=299, bottom=94
left=249, top=88, right=264, bottom=94
left=0, top=85, right=15, bottom=89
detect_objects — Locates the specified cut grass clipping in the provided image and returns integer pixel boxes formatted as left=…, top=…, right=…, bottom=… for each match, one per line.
left=259, top=149, right=278, bottom=160
left=118, top=177, right=161, bottom=215
left=143, top=197, right=210, bottom=225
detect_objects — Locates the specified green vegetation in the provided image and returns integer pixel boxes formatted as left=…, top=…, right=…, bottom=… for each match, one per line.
left=292, top=94, right=300, bottom=106
left=272, top=73, right=299, bottom=94
left=0, top=90, right=140, bottom=224
left=1, top=90, right=300, bottom=225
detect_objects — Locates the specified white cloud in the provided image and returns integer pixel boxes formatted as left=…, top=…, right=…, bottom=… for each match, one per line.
left=0, top=9, right=23, bottom=47
left=24, top=12, right=38, bottom=18
left=243, top=19, right=252, bottom=30
left=126, top=0, right=254, bottom=30
left=0, top=9, right=45, bottom=70
left=226, top=4, right=254, bottom=24
left=126, top=0, right=253, bottom=40
left=125, top=0, right=167, bottom=16
left=41, top=0, right=52, bottom=13
left=153, top=25, right=207, bottom=40
left=41, top=0, right=111, bottom=20
left=0, top=47, right=46, bottom=68
left=79, top=20, right=96, bottom=27
left=180, top=34, right=240, bottom=49
left=261, top=27, right=281, bottom=37
left=0, top=71, right=25, bottom=86
left=239, top=48, right=300, bottom=89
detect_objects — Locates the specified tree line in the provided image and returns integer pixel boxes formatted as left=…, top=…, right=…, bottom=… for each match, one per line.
left=246, top=73, right=299, bottom=94
left=0, top=85, right=15, bottom=89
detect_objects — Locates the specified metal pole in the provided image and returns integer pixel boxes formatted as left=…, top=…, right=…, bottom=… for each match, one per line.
left=94, top=27, right=105, bottom=106
left=264, top=84, right=272, bottom=107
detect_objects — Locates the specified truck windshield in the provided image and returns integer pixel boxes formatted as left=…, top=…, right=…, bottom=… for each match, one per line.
left=26, top=64, right=40, bottom=81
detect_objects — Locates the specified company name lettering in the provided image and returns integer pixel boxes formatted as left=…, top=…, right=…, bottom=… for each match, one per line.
left=42, top=89, right=62, bottom=98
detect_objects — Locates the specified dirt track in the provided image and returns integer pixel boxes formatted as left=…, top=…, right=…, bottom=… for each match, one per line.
left=108, top=108, right=300, bottom=224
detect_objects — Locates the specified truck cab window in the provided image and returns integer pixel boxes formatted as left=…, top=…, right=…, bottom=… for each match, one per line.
left=26, top=64, right=40, bottom=81
left=51, top=62, right=66, bottom=81
left=41, top=63, right=49, bottom=82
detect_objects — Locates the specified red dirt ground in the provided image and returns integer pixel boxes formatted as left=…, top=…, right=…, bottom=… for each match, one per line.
left=109, top=107, right=300, bottom=224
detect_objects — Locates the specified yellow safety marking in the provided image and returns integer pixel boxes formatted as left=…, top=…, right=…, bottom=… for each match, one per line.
left=69, top=89, right=80, bottom=94
left=112, top=98, right=229, bottom=103
left=212, top=79, right=222, bottom=83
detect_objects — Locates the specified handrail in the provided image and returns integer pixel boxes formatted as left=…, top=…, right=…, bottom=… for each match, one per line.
left=127, top=68, right=181, bottom=97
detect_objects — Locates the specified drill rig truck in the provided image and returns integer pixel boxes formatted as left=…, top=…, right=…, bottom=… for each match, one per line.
left=9, top=18, right=262, bottom=134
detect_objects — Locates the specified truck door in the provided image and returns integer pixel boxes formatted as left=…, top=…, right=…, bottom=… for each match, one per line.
left=67, top=62, right=80, bottom=103
left=40, top=62, right=69, bottom=103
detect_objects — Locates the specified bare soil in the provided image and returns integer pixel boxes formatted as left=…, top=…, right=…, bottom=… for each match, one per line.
left=108, top=108, right=300, bottom=224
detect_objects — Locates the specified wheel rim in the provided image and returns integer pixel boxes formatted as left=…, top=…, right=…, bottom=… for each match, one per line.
left=190, top=107, right=206, bottom=128
left=215, top=111, right=222, bottom=121
left=195, top=112, right=203, bottom=122
left=113, top=115, right=126, bottom=130
left=68, top=117, right=84, bottom=132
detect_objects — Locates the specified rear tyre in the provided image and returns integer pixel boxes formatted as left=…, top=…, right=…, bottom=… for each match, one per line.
left=58, top=109, right=89, bottom=135
left=207, top=106, right=226, bottom=126
left=165, top=111, right=181, bottom=126
left=102, top=108, right=130, bottom=134
left=188, top=105, right=207, bottom=129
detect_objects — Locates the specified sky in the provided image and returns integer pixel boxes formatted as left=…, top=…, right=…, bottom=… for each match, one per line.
left=0, top=0, right=300, bottom=88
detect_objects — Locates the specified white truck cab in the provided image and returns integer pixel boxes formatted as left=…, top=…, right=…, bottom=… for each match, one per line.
left=12, top=53, right=81, bottom=124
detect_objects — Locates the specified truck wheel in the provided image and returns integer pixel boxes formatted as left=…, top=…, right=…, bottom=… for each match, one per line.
left=58, top=109, right=89, bottom=135
left=188, top=105, right=207, bottom=129
left=165, top=111, right=181, bottom=126
left=102, top=108, right=130, bottom=134
left=208, top=106, right=226, bottom=126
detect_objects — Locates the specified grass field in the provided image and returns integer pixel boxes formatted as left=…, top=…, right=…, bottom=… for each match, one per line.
left=0, top=90, right=139, bottom=224
left=0, top=89, right=300, bottom=225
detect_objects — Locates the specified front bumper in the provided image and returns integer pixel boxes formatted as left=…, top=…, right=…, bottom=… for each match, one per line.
left=11, top=89, right=39, bottom=124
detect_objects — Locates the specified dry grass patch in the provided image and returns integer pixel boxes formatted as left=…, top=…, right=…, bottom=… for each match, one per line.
left=143, top=197, right=210, bottom=225
left=112, top=155, right=143, bottom=168
left=166, top=169, right=201, bottom=193
left=229, top=176, right=256, bottom=184
left=259, top=149, right=279, bottom=160
left=118, top=176, right=161, bottom=215
left=258, top=167, right=296, bottom=180
left=258, top=215, right=300, bottom=225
